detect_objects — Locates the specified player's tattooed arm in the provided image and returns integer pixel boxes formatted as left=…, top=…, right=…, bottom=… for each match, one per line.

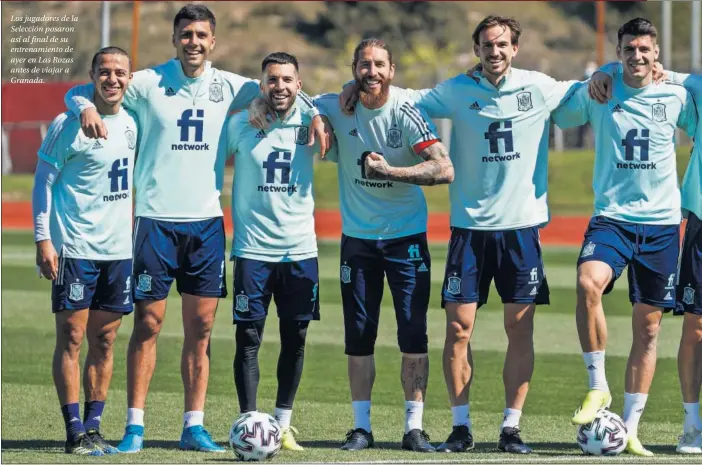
left=364, top=142, right=454, bottom=186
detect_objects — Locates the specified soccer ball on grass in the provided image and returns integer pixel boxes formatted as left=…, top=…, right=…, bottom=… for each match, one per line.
left=576, top=409, right=628, bottom=456
left=229, top=411, right=282, bottom=461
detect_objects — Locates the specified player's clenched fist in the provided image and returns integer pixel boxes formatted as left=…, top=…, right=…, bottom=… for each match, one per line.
left=364, top=152, right=391, bottom=179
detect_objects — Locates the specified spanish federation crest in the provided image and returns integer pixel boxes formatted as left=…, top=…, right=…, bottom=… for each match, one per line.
left=652, top=103, right=667, bottom=122
left=516, top=91, right=533, bottom=111
left=137, top=274, right=152, bottom=293
left=295, top=126, right=309, bottom=145
left=581, top=242, right=596, bottom=258
left=386, top=127, right=403, bottom=149
left=125, top=129, right=136, bottom=150
left=340, top=265, right=351, bottom=284
left=447, top=276, right=461, bottom=295
left=682, top=287, right=695, bottom=306
left=235, top=293, right=249, bottom=313
left=69, top=282, right=84, bottom=301
left=209, top=82, right=223, bottom=103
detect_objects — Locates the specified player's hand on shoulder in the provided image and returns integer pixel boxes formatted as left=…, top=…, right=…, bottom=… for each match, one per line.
left=588, top=72, right=612, bottom=104
left=339, top=82, right=359, bottom=116
left=35, top=240, right=58, bottom=280
left=364, top=152, right=390, bottom=179
left=80, top=108, right=108, bottom=139
left=652, top=62, right=668, bottom=84
left=309, top=115, right=331, bottom=158
left=248, top=97, right=276, bottom=130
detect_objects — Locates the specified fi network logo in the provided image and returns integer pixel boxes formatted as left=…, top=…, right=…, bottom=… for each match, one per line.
left=172, top=109, right=209, bottom=150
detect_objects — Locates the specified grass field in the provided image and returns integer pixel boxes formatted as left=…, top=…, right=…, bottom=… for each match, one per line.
left=2, top=147, right=694, bottom=215
left=1, top=230, right=696, bottom=463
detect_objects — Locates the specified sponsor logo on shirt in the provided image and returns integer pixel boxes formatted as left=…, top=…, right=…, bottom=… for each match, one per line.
left=172, top=109, right=209, bottom=151
left=483, top=121, right=521, bottom=163
left=258, top=151, right=298, bottom=193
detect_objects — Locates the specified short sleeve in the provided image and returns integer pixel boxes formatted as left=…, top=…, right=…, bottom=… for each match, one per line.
left=37, top=113, right=80, bottom=170
left=398, top=100, right=440, bottom=150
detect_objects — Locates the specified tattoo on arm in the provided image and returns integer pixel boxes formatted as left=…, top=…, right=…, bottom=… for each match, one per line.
left=378, top=142, right=454, bottom=186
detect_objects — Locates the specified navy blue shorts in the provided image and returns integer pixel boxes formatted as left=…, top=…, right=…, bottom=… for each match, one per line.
left=577, top=215, right=680, bottom=309
left=677, top=213, right=702, bottom=315
left=231, top=257, right=319, bottom=323
left=340, top=233, right=430, bottom=355
left=441, top=226, right=550, bottom=308
left=132, top=217, right=227, bottom=301
left=52, top=257, right=133, bottom=313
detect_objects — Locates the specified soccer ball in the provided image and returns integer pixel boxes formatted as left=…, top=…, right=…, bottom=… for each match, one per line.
left=229, top=411, right=282, bottom=461
left=576, top=409, right=628, bottom=456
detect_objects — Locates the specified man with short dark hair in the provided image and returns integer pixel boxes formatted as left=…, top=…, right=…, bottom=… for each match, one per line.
left=34, top=46, right=137, bottom=456
left=64, top=4, right=328, bottom=453
left=553, top=17, right=698, bottom=456
left=220, top=51, right=331, bottom=453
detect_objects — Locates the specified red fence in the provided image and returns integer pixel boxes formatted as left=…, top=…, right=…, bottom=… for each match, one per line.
left=2, top=82, right=82, bottom=173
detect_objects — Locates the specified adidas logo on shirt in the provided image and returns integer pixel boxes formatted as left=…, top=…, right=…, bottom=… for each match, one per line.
left=611, top=104, right=623, bottom=113
left=92, top=140, right=103, bottom=150
left=255, top=130, right=266, bottom=139
left=469, top=101, right=481, bottom=111
left=165, top=87, right=176, bottom=96
left=349, top=128, right=358, bottom=137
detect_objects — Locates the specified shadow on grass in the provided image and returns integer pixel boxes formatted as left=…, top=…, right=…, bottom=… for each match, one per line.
left=1, top=439, right=181, bottom=452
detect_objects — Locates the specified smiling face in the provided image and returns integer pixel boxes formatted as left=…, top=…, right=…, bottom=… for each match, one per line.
left=617, top=34, right=659, bottom=86
left=172, top=19, right=215, bottom=77
left=89, top=53, right=131, bottom=107
left=473, top=24, right=518, bottom=82
left=353, top=46, right=395, bottom=109
left=261, top=63, right=301, bottom=116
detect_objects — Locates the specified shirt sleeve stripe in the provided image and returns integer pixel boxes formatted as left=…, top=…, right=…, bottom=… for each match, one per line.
left=400, top=103, right=433, bottom=142
left=41, top=113, right=76, bottom=156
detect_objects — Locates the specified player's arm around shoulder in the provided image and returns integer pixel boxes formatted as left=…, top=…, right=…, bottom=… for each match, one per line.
left=551, top=81, right=592, bottom=130
left=674, top=86, right=699, bottom=137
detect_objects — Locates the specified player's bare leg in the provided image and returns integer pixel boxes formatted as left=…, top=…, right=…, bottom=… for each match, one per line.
left=622, top=303, right=662, bottom=456
left=83, top=310, right=123, bottom=454
left=572, top=261, right=613, bottom=425
left=437, top=302, right=476, bottom=452
left=126, top=299, right=167, bottom=410
left=177, top=293, right=223, bottom=452
left=400, top=353, right=433, bottom=452
left=340, top=355, right=375, bottom=450
left=181, top=294, right=218, bottom=412
left=498, top=303, right=534, bottom=453
left=677, top=313, right=702, bottom=453
left=53, top=309, right=102, bottom=455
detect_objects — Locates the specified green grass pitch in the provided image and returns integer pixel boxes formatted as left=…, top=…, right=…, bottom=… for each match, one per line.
left=1, top=231, right=696, bottom=463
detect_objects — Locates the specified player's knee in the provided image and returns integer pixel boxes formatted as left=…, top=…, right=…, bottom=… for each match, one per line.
left=634, top=320, right=661, bottom=347
left=134, top=313, right=163, bottom=342
left=504, top=316, right=534, bottom=341
left=280, top=321, right=309, bottom=355
left=184, top=313, right=216, bottom=341
left=577, top=273, right=608, bottom=300
left=447, top=320, right=472, bottom=346
left=57, top=322, right=85, bottom=354
left=235, top=320, right=265, bottom=354
left=88, top=328, right=118, bottom=355
left=398, top=330, right=428, bottom=354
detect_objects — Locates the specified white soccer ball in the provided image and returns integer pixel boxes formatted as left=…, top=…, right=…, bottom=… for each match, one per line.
left=229, top=411, right=282, bottom=461
left=576, top=409, right=628, bottom=456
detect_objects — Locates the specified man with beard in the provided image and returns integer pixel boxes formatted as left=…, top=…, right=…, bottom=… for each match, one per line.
left=219, top=52, right=331, bottom=452
left=552, top=18, right=698, bottom=456
left=313, top=38, right=454, bottom=453
left=340, top=15, right=582, bottom=454
left=33, top=47, right=137, bottom=456
left=63, top=4, right=328, bottom=453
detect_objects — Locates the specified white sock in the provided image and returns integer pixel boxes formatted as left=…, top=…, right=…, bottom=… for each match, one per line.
left=274, top=407, right=292, bottom=430
left=352, top=401, right=371, bottom=433
left=683, top=401, right=702, bottom=433
left=623, top=392, right=648, bottom=437
left=126, top=408, right=144, bottom=427
left=501, top=408, right=522, bottom=431
left=405, top=401, right=423, bottom=433
left=451, top=404, right=472, bottom=430
left=583, top=351, right=609, bottom=391
left=183, top=410, right=204, bottom=428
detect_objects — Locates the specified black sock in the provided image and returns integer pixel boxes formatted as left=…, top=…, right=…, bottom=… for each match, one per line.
left=234, top=319, right=265, bottom=413
left=275, top=320, right=309, bottom=409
